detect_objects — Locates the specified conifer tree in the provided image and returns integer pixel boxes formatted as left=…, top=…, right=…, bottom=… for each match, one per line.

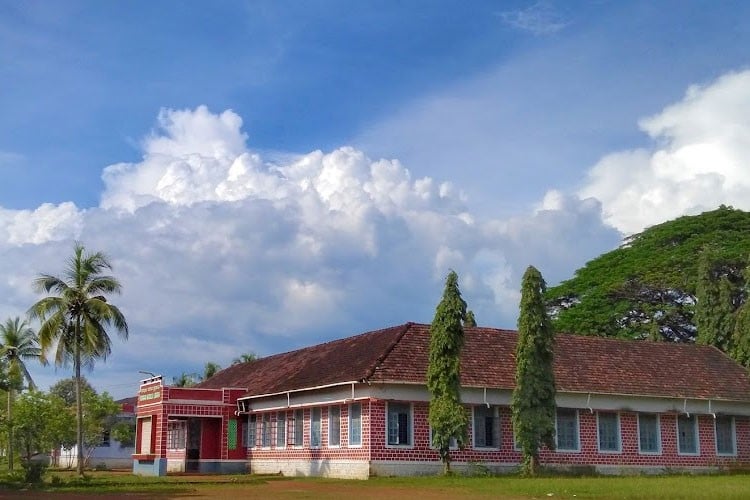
left=511, top=265, right=556, bottom=475
left=464, top=310, right=477, bottom=327
left=731, top=260, right=750, bottom=367
left=427, top=270, right=468, bottom=474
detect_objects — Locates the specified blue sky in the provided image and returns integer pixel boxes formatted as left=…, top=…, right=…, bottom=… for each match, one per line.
left=2, top=1, right=750, bottom=398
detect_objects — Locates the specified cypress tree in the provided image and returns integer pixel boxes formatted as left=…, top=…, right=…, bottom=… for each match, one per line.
left=427, top=270, right=468, bottom=474
left=511, top=265, right=556, bottom=475
left=464, top=310, right=477, bottom=327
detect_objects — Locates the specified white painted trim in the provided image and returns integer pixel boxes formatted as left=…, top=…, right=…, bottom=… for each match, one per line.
left=238, top=380, right=360, bottom=402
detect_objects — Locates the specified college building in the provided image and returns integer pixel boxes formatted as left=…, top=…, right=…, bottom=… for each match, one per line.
left=133, top=323, right=750, bottom=478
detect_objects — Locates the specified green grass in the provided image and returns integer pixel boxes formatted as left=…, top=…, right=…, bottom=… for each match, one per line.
left=2, top=470, right=750, bottom=498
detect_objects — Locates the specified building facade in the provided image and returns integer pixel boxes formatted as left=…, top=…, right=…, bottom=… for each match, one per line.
left=133, top=323, right=750, bottom=477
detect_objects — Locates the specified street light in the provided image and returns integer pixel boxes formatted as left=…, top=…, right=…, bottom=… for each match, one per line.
left=138, top=370, right=157, bottom=378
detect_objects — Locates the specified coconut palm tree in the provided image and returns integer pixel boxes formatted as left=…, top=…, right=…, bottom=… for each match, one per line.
left=0, top=317, right=44, bottom=471
left=28, top=243, right=128, bottom=477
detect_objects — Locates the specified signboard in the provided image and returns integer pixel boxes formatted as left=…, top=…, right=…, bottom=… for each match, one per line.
left=138, top=383, right=163, bottom=405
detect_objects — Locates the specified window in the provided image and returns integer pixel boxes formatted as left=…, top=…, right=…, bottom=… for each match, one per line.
left=473, top=406, right=500, bottom=448
left=349, top=403, right=362, bottom=446
left=262, top=413, right=272, bottom=447
left=677, top=414, right=699, bottom=454
left=387, top=402, right=412, bottom=446
left=293, top=409, right=304, bottom=446
left=715, top=416, right=736, bottom=455
left=329, top=406, right=341, bottom=446
left=597, top=412, right=620, bottom=452
left=556, top=409, right=579, bottom=451
left=638, top=413, right=660, bottom=454
left=276, top=411, right=286, bottom=448
left=310, top=408, right=322, bottom=448
left=167, top=421, right=186, bottom=449
left=247, top=414, right=257, bottom=448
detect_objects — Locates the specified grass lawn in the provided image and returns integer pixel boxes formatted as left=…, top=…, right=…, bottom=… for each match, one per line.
left=2, top=470, right=750, bottom=498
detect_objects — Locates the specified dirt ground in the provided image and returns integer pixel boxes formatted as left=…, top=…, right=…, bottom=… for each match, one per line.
left=0, top=478, right=492, bottom=500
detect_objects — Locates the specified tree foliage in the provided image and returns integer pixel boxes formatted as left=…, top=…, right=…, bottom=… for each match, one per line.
left=464, top=310, right=477, bottom=327
left=427, top=270, right=468, bottom=474
left=28, top=242, right=128, bottom=477
left=546, top=206, right=750, bottom=344
left=12, top=391, right=74, bottom=463
left=0, top=317, right=43, bottom=471
left=512, top=265, right=556, bottom=476
left=232, top=352, right=258, bottom=365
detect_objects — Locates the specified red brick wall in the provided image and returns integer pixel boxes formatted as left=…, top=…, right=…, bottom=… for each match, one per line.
left=247, top=402, right=372, bottom=463
left=367, top=400, right=750, bottom=468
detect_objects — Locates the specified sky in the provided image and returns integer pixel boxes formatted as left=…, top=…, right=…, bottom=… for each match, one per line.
left=2, top=0, right=750, bottom=399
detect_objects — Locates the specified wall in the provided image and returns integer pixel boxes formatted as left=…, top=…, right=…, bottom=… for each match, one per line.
left=367, top=399, right=750, bottom=474
left=247, top=402, right=372, bottom=478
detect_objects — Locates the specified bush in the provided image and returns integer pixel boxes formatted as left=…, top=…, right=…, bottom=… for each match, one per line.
left=20, top=460, right=47, bottom=486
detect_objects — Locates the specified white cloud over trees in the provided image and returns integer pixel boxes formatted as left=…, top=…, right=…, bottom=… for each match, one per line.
left=579, top=70, right=750, bottom=234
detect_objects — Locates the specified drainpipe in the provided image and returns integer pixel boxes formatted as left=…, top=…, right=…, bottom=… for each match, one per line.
left=683, top=398, right=690, bottom=418
left=483, top=388, right=490, bottom=408
left=287, top=392, right=291, bottom=408
left=586, top=393, right=593, bottom=413
left=351, top=382, right=355, bottom=400
left=708, top=399, right=716, bottom=419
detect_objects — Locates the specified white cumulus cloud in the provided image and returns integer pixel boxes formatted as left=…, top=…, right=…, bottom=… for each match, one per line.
left=0, top=106, right=619, bottom=398
left=579, top=70, right=750, bottom=234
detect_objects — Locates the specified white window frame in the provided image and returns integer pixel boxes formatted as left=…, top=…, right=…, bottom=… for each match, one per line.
left=328, top=405, right=341, bottom=447
left=596, top=412, right=621, bottom=453
left=276, top=411, right=286, bottom=449
left=555, top=408, right=580, bottom=452
left=293, top=409, right=304, bottom=447
left=310, top=407, right=322, bottom=448
left=715, top=415, right=736, bottom=456
left=472, top=405, right=500, bottom=449
left=261, top=413, right=272, bottom=448
left=676, top=414, right=700, bottom=455
left=349, top=402, right=362, bottom=447
left=637, top=413, right=661, bottom=455
left=246, top=414, right=257, bottom=448
left=386, top=402, right=413, bottom=448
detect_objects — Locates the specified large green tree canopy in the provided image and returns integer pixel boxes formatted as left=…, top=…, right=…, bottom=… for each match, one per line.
left=546, top=206, right=750, bottom=343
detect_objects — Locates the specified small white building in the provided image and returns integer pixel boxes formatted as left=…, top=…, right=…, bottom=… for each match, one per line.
left=57, top=397, right=136, bottom=470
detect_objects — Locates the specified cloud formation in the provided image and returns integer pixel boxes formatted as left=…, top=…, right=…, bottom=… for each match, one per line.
left=579, top=70, right=750, bottom=234
left=498, top=2, right=568, bottom=36
left=0, top=105, right=619, bottom=397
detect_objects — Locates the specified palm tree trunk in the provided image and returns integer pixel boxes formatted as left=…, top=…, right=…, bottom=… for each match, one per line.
left=7, top=388, right=12, bottom=471
left=75, top=319, right=84, bottom=477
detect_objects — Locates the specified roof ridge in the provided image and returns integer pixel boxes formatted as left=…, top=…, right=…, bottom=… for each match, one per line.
left=362, top=322, right=413, bottom=381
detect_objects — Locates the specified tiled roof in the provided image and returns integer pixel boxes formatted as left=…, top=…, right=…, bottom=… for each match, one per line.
left=197, top=324, right=409, bottom=395
left=197, top=322, right=750, bottom=402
